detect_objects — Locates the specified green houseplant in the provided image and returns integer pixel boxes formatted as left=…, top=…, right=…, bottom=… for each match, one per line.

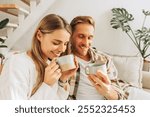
left=0, top=18, right=9, bottom=60
left=110, top=8, right=150, bottom=60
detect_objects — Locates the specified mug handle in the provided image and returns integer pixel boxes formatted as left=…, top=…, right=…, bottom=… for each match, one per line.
left=85, top=66, right=90, bottom=75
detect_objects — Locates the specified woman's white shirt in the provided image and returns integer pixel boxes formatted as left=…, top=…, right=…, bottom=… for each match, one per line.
left=0, top=52, right=69, bottom=100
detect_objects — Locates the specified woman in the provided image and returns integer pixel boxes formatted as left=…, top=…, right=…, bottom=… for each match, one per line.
left=0, top=14, right=77, bottom=100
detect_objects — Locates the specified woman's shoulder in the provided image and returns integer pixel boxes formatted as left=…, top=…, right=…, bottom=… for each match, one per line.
left=1, top=51, right=36, bottom=77
left=5, top=51, right=34, bottom=67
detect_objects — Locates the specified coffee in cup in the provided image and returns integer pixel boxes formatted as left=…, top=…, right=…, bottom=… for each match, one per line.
left=56, top=54, right=76, bottom=72
left=85, top=63, right=107, bottom=75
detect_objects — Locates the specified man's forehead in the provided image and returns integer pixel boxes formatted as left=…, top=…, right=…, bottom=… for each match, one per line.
left=74, top=25, right=94, bottom=36
left=75, top=23, right=94, bottom=29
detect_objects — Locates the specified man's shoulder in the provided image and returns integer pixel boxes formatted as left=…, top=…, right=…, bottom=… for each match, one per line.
left=90, top=47, right=112, bottom=59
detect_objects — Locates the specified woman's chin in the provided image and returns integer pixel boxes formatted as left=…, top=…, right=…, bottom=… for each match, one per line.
left=49, top=55, right=59, bottom=59
left=51, top=52, right=61, bottom=58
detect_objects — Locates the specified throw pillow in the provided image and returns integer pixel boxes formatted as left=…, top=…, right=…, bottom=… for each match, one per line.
left=110, top=55, right=143, bottom=88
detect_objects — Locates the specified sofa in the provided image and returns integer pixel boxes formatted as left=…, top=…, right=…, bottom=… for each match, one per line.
left=1, top=51, right=150, bottom=93
left=110, top=54, right=150, bottom=93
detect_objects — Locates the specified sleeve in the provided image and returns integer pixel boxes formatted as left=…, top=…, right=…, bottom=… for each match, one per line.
left=0, top=55, right=69, bottom=100
left=57, top=84, right=70, bottom=99
left=30, top=82, right=69, bottom=100
left=105, top=55, right=118, bottom=80
left=0, top=55, right=30, bottom=100
left=94, top=49, right=118, bottom=80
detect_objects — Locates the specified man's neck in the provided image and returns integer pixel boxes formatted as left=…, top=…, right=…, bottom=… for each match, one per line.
left=73, top=52, right=91, bottom=62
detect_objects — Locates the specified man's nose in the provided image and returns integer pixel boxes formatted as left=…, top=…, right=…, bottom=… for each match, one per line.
left=83, top=38, right=89, bottom=47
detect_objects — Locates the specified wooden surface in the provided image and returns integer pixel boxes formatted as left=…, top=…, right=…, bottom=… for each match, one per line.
left=21, top=0, right=30, bottom=5
left=0, top=4, right=18, bottom=16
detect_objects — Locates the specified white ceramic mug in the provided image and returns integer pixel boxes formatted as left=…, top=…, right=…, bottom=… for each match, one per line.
left=57, top=54, right=76, bottom=72
left=85, top=63, right=107, bottom=75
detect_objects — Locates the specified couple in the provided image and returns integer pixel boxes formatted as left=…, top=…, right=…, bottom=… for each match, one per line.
left=0, top=14, right=150, bottom=100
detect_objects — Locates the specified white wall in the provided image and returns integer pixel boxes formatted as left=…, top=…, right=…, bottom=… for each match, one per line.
left=14, top=0, right=150, bottom=57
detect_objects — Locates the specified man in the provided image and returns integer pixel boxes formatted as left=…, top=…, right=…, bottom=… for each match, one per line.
left=68, top=16, right=150, bottom=100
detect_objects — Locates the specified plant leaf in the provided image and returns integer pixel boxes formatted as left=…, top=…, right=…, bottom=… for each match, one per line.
left=110, top=18, right=123, bottom=29
left=110, top=8, right=150, bottom=59
left=110, top=8, right=134, bottom=32
left=122, top=25, right=131, bottom=32
left=143, top=10, right=150, bottom=16
left=0, top=18, right=9, bottom=29
left=112, top=8, right=134, bottom=22
left=0, top=53, right=5, bottom=59
left=0, top=38, right=5, bottom=43
left=0, top=45, right=7, bottom=48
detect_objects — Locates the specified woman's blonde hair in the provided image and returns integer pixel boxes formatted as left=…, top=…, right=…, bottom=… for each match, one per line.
left=30, top=14, right=71, bottom=95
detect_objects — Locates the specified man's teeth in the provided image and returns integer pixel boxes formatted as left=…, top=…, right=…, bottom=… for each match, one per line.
left=81, top=46, right=87, bottom=49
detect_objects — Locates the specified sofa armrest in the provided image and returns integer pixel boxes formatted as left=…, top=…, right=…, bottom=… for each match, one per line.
left=142, top=71, right=150, bottom=89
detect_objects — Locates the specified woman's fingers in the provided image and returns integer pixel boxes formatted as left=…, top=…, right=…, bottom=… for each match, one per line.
left=52, top=70, right=62, bottom=81
left=46, top=58, right=61, bottom=73
left=46, top=59, right=56, bottom=69
left=51, top=64, right=60, bottom=73
left=74, top=56, right=79, bottom=69
left=44, top=59, right=62, bottom=86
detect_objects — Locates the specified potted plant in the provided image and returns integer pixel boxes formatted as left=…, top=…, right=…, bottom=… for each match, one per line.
left=110, top=8, right=150, bottom=71
left=0, top=18, right=9, bottom=69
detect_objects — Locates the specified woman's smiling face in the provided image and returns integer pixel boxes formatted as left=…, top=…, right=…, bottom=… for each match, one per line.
left=37, top=29, right=70, bottom=60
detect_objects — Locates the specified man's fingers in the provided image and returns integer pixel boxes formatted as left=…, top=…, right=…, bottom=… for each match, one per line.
left=89, top=75, right=108, bottom=89
left=88, top=75, right=97, bottom=86
left=96, top=70, right=111, bottom=84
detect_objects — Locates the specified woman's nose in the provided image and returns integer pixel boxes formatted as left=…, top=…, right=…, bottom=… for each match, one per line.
left=58, top=44, right=66, bottom=52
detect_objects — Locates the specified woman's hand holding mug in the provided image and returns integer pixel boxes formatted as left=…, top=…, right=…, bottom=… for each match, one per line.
left=44, top=59, right=62, bottom=86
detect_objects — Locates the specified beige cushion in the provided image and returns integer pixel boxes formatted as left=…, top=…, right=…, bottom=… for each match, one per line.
left=142, top=71, right=150, bottom=89
left=143, top=88, right=150, bottom=93
left=110, top=55, right=143, bottom=88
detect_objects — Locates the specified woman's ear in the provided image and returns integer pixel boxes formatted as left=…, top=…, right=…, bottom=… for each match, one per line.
left=36, top=30, right=43, bottom=42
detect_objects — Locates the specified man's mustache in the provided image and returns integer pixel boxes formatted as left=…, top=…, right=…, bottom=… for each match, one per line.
left=81, top=43, right=91, bottom=48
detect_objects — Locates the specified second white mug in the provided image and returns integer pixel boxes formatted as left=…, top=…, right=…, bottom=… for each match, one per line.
left=85, top=63, right=107, bottom=75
